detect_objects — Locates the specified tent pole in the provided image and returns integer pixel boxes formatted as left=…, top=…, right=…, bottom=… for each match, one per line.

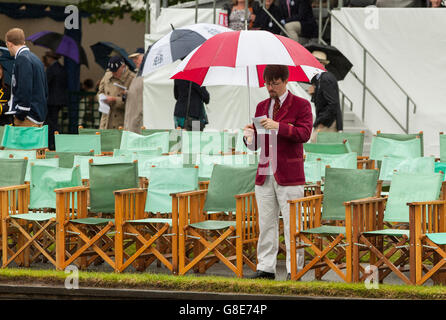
left=195, top=0, right=198, bottom=23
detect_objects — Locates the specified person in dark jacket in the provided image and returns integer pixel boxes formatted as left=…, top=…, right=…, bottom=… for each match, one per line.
left=0, top=64, right=12, bottom=126
left=252, top=0, right=283, bottom=34
left=277, top=0, right=318, bottom=44
left=173, top=79, right=210, bottom=131
left=4, top=28, right=48, bottom=127
left=44, top=51, right=67, bottom=150
left=308, top=50, right=343, bottom=143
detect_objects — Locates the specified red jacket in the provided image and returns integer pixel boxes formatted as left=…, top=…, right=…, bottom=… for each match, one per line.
left=246, top=91, right=313, bottom=186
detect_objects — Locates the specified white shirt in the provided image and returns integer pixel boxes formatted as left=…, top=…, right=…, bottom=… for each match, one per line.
left=268, top=90, right=288, bottom=119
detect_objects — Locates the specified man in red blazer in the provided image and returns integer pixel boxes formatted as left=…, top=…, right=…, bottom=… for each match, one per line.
left=244, top=65, right=313, bottom=280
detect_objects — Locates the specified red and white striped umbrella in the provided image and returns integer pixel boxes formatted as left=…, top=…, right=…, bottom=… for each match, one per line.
left=171, top=30, right=326, bottom=87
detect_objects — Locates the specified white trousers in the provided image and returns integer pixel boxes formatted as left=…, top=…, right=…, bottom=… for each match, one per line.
left=255, top=175, right=304, bottom=274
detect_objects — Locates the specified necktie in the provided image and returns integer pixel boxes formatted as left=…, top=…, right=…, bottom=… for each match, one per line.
left=273, top=98, right=280, bottom=121
left=286, top=0, right=291, bottom=17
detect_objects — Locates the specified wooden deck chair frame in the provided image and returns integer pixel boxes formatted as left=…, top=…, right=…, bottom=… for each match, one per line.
left=177, top=189, right=259, bottom=278
left=55, top=185, right=116, bottom=271
left=288, top=170, right=382, bottom=282
left=1, top=183, right=61, bottom=268
left=346, top=181, right=446, bottom=285
left=114, top=188, right=179, bottom=273
left=409, top=199, right=446, bottom=285
left=55, top=160, right=140, bottom=271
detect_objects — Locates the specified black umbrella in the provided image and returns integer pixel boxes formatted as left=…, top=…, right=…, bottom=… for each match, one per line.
left=304, top=43, right=353, bottom=81
left=26, top=31, right=89, bottom=67
left=90, top=41, right=136, bottom=71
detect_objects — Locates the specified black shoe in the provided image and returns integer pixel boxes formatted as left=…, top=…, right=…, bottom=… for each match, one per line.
left=248, top=270, right=275, bottom=280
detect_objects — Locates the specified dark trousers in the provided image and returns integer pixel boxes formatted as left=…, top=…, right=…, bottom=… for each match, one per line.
left=45, top=104, right=62, bottom=150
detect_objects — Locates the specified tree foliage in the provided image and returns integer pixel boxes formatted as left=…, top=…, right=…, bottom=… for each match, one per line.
left=78, top=0, right=180, bottom=24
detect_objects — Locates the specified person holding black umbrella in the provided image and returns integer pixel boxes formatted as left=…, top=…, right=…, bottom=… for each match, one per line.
left=173, top=79, right=210, bottom=131
left=308, top=50, right=343, bottom=143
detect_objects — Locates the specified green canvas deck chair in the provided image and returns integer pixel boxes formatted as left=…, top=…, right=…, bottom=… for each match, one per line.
left=24, top=158, right=59, bottom=181
left=345, top=172, right=443, bottom=285
left=141, top=128, right=182, bottom=153
left=316, top=131, right=365, bottom=156
left=379, top=156, right=435, bottom=182
left=439, top=132, right=446, bottom=162
left=2, top=164, right=82, bottom=268
left=0, top=149, right=36, bottom=160
left=0, top=158, right=28, bottom=266
left=120, top=131, right=169, bottom=154
left=55, top=161, right=139, bottom=271
left=114, top=167, right=199, bottom=273
left=304, top=140, right=352, bottom=155
left=177, top=164, right=259, bottom=278
left=73, top=155, right=133, bottom=180
left=45, top=150, right=94, bottom=168
left=181, top=131, right=231, bottom=155
left=55, top=132, right=101, bottom=155
left=409, top=181, right=446, bottom=285
left=1, top=125, right=48, bottom=158
left=315, top=131, right=372, bottom=169
left=78, top=126, right=123, bottom=155
left=288, top=167, right=380, bottom=282
left=0, top=126, right=5, bottom=149
left=370, top=135, right=422, bottom=162
left=196, top=154, right=257, bottom=181
left=434, top=161, right=446, bottom=181
left=377, top=131, right=424, bottom=157
left=305, top=152, right=357, bottom=177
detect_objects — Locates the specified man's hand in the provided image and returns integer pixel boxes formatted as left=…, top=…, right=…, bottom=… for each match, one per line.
left=260, top=118, right=279, bottom=130
left=243, top=124, right=254, bottom=144
left=105, top=96, right=117, bottom=104
left=431, top=0, right=441, bottom=6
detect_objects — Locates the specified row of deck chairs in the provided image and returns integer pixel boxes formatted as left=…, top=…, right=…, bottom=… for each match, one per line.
left=295, top=130, right=446, bottom=285
left=2, top=124, right=446, bottom=285
left=0, top=125, right=260, bottom=278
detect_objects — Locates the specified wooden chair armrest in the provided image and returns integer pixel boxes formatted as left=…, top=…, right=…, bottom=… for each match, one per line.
left=344, top=196, right=387, bottom=206
left=0, top=184, right=29, bottom=192
left=407, top=200, right=446, bottom=206
left=114, top=188, right=145, bottom=195
left=174, top=189, right=208, bottom=198
left=288, top=194, right=324, bottom=204
left=54, top=185, right=89, bottom=194
left=235, top=192, right=256, bottom=199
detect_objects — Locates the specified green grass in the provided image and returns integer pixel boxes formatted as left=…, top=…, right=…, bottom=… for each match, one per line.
left=1, top=268, right=446, bottom=299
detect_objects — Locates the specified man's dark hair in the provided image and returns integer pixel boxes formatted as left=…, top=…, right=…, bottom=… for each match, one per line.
left=263, top=65, right=289, bottom=83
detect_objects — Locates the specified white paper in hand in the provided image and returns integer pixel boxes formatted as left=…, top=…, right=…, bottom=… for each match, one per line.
left=98, top=93, right=110, bottom=114
left=252, top=115, right=269, bottom=134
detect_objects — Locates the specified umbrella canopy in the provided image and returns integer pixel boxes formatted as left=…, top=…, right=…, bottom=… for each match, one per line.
left=304, top=43, right=353, bottom=81
left=90, top=41, right=136, bottom=71
left=0, top=46, right=14, bottom=85
left=141, top=23, right=232, bottom=76
left=26, top=31, right=89, bottom=67
left=171, top=30, right=325, bottom=88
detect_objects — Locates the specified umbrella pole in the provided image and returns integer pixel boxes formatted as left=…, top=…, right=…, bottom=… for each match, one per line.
left=246, top=66, right=251, bottom=123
